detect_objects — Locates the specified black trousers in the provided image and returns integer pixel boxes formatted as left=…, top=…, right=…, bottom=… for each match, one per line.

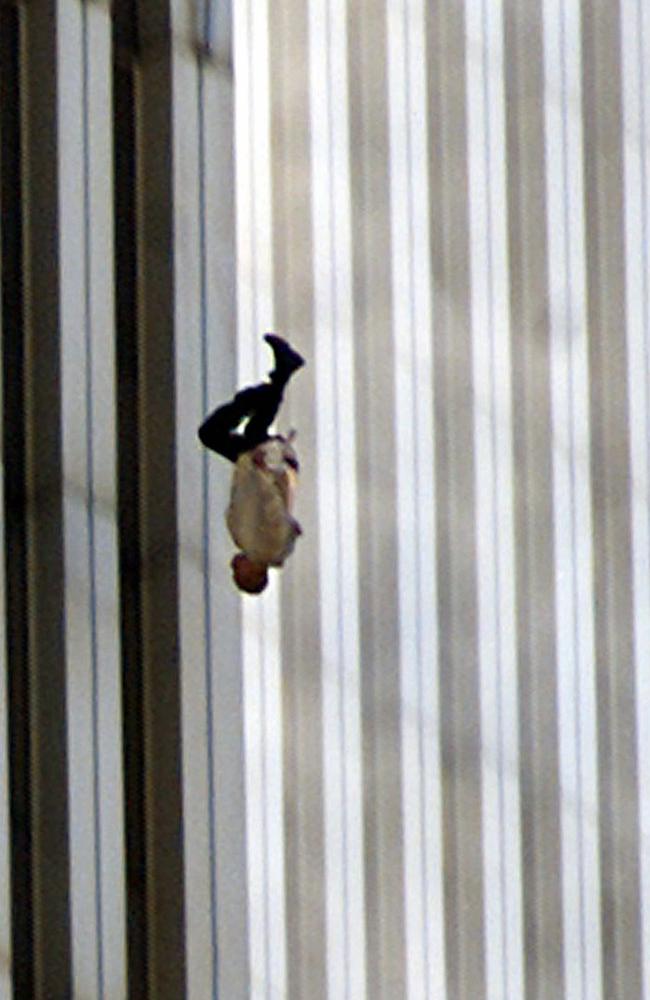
left=198, top=379, right=286, bottom=463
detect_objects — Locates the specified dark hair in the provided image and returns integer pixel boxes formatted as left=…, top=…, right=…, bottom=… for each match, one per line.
left=231, top=553, right=268, bottom=594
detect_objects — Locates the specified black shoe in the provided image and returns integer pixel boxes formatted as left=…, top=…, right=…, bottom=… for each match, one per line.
left=264, top=333, right=305, bottom=379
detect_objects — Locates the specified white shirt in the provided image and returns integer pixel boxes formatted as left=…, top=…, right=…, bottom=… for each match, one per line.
left=226, top=437, right=301, bottom=567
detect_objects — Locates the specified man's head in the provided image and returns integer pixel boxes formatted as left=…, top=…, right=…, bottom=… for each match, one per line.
left=231, top=553, right=269, bottom=594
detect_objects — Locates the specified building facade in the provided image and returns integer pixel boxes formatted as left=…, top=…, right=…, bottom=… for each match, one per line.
left=1, top=0, right=649, bottom=997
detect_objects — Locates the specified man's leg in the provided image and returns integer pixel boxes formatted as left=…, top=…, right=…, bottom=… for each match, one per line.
left=198, top=379, right=288, bottom=459
left=197, top=388, right=255, bottom=461
left=242, top=334, right=304, bottom=446
left=198, top=334, right=304, bottom=459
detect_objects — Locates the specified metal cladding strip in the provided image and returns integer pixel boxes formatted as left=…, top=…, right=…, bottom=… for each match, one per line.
left=268, top=0, right=328, bottom=996
left=168, top=0, right=240, bottom=995
left=0, top=6, right=19, bottom=992
left=82, top=2, right=128, bottom=984
left=173, top=30, right=215, bottom=1000
left=133, top=2, right=187, bottom=992
left=425, top=3, right=486, bottom=995
left=196, top=9, right=249, bottom=998
left=621, top=0, right=650, bottom=993
left=21, top=1, right=73, bottom=992
left=308, top=0, right=365, bottom=997
left=234, top=0, right=287, bottom=995
left=347, top=0, right=406, bottom=995
left=465, top=0, right=525, bottom=997
left=112, top=3, right=148, bottom=993
left=543, top=0, right=603, bottom=996
left=503, top=0, right=565, bottom=995
left=581, top=1, right=643, bottom=996
left=58, top=0, right=126, bottom=997
left=386, top=0, right=446, bottom=997
left=0, top=328, right=10, bottom=996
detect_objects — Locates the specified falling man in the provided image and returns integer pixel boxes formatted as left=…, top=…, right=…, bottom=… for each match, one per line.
left=198, top=334, right=305, bottom=594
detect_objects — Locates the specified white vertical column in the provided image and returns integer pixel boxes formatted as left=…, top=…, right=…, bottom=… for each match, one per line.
left=543, top=1, right=602, bottom=998
left=465, top=1, right=524, bottom=998
left=199, top=49, right=248, bottom=1000
left=621, top=0, right=650, bottom=994
left=308, top=2, right=365, bottom=998
left=174, top=37, right=212, bottom=1000
left=59, top=2, right=126, bottom=997
left=172, top=10, right=217, bottom=999
left=234, top=1, right=287, bottom=996
left=386, top=1, right=446, bottom=998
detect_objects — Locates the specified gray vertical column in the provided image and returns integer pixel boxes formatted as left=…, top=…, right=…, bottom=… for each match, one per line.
left=0, top=173, right=12, bottom=993
left=348, top=2, right=405, bottom=996
left=0, top=4, right=23, bottom=993
left=619, top=0, right=650, bottom=990
left=133, top=5, right=186, bottom=995
left=269, top=2, right=327, bottom=996
left=14, top=0, right=73, bottom=994
left=580, top=2, right=643, bottom=997
left=0, top=349, right=10, bottom=995
left=503, top=2, right=565, bottom=997
left=426, top=3, right=486, bottom=997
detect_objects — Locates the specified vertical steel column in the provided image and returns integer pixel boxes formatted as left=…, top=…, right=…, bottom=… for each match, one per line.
left=126, top=3, right=187, bottom=995
left=16, top=0, right=74, bottom=993
left=59, top=0, right=127, bottom=996
left=112, top=4, right=152, bottom=996
left=0, top=4, right=31, bottom=995
left=581, top=2, right=643, bottom=995
left=177, top=1, right=248, bottom=995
